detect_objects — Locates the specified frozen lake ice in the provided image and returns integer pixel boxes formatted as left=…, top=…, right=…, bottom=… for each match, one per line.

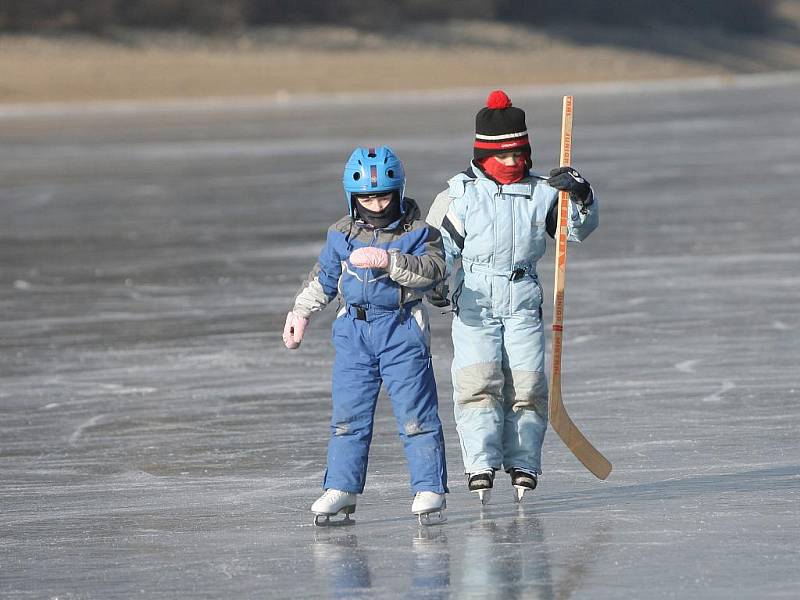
left=1, top=74, right=799, bottom=598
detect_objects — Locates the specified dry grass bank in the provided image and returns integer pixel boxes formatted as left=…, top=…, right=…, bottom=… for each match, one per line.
left=1, top=14, right=799, bottom=104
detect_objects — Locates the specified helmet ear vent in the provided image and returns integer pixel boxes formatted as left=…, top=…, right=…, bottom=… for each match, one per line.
left=353, top=172, right=361, bottom=180
left=387, top=169, right=394, bottom=178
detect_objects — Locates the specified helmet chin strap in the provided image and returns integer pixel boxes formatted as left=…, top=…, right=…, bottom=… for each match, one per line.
left=354, top=193, right=402, bottom=228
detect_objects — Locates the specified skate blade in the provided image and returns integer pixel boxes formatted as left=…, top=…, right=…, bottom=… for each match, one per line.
left=475, top=489, right=491, bottom=505
left=416, top=510, right=447, bottom=526
left=313, top=505, right=356, bottom=527
left=414, top=502, right=447, bottom=527
left=514, top=486, right=526, bottom=502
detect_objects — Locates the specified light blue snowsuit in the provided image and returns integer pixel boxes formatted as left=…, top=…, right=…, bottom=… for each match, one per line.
left=427, top=163, right=598, bottom=475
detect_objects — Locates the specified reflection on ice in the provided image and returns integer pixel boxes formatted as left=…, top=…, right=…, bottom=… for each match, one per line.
left=309, top=509, right=611, bottom=599
left=460, top=512, right=554, bottom=600
left=410, top=527, right=450, bottom=599
left=312, top=532, right=372, bottom=597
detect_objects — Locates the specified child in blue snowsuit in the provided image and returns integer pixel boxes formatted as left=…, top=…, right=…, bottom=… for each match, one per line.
left=283, top=146, right=448, bottom=524
left=426, top=90, right=599, bottom=503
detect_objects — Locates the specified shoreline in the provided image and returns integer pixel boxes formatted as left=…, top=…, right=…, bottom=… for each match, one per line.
left=2, top=71, right=800, bottom=118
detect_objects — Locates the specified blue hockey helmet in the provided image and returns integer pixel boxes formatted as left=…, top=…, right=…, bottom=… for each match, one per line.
left=342, top=146, right=406, bottom=216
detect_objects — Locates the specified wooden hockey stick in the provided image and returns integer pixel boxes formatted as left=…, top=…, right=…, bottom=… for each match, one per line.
left=548, top=95, right=612, bottom=480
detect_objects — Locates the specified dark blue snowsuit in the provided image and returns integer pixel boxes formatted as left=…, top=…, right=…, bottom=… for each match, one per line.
left=292, top=198, right=448, bottom=495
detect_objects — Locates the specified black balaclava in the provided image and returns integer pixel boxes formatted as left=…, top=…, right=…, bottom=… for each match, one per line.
left=354, top=192, right=402, bottom=229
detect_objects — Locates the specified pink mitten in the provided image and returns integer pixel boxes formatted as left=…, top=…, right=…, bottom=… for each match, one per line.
left=282, top=311, right=309, bottom=349
left=349, top=247, right=390, bottom=269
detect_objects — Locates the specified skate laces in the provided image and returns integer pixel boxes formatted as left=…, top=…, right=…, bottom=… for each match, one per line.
left=468, top=470, right=494, bottom=490
left=321, top=489, right=348, bottom=501
left=415, top=491, right=441, bottom=501
left=511, top=468, right=537, bottom=478
left=510, top=469, right=537, bottom=487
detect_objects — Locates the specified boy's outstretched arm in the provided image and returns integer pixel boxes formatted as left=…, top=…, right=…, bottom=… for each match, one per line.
left=283, top=229, right=342, bottom=349
left=292, top=228, right=343, bottom=318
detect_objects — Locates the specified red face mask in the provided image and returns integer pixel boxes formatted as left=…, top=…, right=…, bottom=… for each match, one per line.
left=479, top=154, right=529, bottom=184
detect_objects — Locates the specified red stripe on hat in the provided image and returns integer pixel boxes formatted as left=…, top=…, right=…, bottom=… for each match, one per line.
left=370, top=164, right=378, bottom=187
left=473, top=136, right=529, bottom=150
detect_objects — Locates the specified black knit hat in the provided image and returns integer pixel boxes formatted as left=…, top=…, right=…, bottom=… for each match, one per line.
left=473, top=90, right=531, bottom=162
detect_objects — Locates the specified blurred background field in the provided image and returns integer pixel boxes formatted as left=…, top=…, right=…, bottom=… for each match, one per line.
left=1, top=0, right=799, bottom=103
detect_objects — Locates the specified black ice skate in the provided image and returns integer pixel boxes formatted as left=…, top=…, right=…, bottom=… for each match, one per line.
left=311, top=489, right=357, bottom=527
left=509, top=468, right=538, bottom=502
left=468, top=470, right=495, bottom=505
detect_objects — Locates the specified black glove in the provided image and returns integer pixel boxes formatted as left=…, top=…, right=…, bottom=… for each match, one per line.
left=547, top=167, right=593, bottom=211
left=426, top=282, right=451, bottom=308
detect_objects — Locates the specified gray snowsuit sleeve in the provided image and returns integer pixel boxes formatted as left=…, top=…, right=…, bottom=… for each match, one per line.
left=386, top=224, right=446, bottom=290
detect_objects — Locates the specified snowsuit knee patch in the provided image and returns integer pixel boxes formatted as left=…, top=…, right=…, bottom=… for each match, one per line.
left=503, top=369, right=548, bottom=418
left=454, top=361, right=504, bottom=408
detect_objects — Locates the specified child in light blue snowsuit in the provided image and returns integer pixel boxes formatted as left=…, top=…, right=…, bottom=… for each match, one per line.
left=426, top=90, right=599, bottom=501
left=283, top=146, right=448, bottom=524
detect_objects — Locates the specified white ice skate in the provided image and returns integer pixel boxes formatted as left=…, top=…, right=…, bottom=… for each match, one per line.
left=509, top=468, right=538, bottom=502
left=468, top=470, right=495, bottom=506
left=412, top=491, right=446, bottom=526
left=311, top=489, right=357, bottom=527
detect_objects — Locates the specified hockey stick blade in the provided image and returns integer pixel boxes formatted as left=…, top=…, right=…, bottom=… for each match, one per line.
left=549, top=384, right=612, bottom=479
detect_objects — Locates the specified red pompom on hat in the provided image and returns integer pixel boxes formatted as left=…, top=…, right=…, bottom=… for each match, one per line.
left=486, top=90, right=512, bottom=109
left=474, top=90, right=530, bottom=162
